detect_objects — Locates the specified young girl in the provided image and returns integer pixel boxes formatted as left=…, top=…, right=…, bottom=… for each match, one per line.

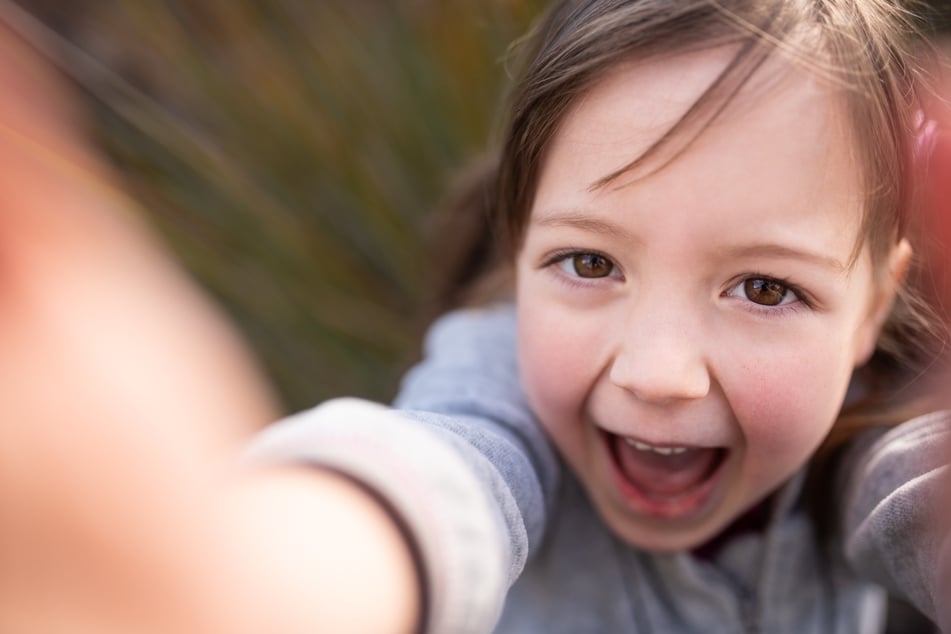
left=249, top=0, right=951, bottom=632
left=4, top=0, right=946, bottom=632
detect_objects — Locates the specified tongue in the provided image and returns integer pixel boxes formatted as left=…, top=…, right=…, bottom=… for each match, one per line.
left=615, top=438, right=719, bottom=499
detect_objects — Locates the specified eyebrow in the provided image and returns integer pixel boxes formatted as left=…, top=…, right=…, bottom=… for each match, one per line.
left=534, top=210, right=850, bottom=273
left=722, top=243, right=848, bottom=273
left=532, top=210, right=640, bottom=243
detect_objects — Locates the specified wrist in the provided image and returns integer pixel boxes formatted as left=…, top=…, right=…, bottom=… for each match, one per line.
left=217, top=467, right=420, bottom=634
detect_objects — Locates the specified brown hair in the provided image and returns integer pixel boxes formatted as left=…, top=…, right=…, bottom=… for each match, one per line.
left=435, top=0, right=947, bottom=449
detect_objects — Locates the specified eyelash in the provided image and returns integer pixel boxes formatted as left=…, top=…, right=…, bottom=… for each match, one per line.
left=542, top=250, right=814, bottom=315
left=541, top=249, right=622, bottom=288
left=723, top=274, right=813, bottom=316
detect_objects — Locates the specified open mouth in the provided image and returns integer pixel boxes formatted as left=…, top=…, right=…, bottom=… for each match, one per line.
left=604, top=431, right=728, bottom=518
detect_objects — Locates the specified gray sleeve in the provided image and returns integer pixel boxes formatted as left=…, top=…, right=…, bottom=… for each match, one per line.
left=394, top=303, right=561, bottom=565
left=840, top=410, right=950, bottom=629
left=245, top=304, right=559, bottom=634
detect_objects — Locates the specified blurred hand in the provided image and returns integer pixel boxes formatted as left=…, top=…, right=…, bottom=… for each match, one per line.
left=0, top=17, right=417, bottom=634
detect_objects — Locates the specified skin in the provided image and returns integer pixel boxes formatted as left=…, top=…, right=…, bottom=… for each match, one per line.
left=0, top=19, right=417, bottom=634
left=515, top=47, right=911, bottom=551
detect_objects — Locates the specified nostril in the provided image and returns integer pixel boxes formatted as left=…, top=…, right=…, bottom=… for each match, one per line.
left=609, top=358, right=710, bottom=403
left=608, top=322, right=711, bottom=402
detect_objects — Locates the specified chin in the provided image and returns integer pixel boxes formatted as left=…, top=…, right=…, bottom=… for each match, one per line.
left=609, top=519, right=724, bottom=553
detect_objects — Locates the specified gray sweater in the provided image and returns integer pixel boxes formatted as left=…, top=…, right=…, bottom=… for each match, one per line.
left=248, top=304, right=949, bottom=633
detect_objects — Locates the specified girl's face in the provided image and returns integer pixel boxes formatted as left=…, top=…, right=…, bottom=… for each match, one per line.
left=515, top=47, right=905, bottom=551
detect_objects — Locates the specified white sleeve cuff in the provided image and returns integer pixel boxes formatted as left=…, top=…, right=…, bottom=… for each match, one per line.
left=245, top=398, right=508, bottom=634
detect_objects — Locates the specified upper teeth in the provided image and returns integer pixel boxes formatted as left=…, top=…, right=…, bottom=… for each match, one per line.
left=623, top=438, right=688, bottom=455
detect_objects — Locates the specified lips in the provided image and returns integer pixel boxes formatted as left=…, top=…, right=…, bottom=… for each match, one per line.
left=606, top=432, right=726, bottom=518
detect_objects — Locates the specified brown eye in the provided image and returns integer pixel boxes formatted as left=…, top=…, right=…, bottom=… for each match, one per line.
left=743, top=278, right=788, bottom=306
left=571, top=253, right=614, bottom=278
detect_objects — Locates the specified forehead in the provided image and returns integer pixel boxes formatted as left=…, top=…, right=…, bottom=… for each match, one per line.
left=558, top=44, right=854, bottom=181
left=566, top=47, right=743, bottom=170
left=534, top=46, right=864, bottom=254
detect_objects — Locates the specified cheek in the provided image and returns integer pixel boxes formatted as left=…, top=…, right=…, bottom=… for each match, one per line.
left=727, top=335, right=854, bottom=460
left=515, top=290, right=611, bottom=430
left=517, top=303, right=581, bottom=416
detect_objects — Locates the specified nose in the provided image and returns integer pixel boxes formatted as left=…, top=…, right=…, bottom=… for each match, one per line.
left=608, top=306, right=711, bottom=405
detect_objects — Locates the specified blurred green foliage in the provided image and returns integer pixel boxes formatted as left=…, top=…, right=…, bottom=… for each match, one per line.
left=62, top=1, right=544, bottom=411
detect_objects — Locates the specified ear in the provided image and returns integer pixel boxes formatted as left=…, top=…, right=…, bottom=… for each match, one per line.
left=853, top=238, right=913, bottom=366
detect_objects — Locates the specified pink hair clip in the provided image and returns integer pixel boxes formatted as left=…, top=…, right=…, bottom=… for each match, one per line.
left=915, top=109, right=939, bottom=162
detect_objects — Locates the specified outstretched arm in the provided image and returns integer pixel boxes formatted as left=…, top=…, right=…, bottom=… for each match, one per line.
left=246, top=305, right=561, bottom=633
left=0, top=15, right=418, bottom=634
left=840, top=411, right=951, bottom=631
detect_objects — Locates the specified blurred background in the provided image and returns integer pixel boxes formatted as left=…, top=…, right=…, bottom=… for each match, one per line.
left=14, top=0, right=545, bottom=411
left=9, top=0, right=951, bottom=413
